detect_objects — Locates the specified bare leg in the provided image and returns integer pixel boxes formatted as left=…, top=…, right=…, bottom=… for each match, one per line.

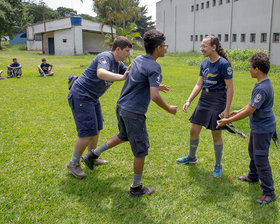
left=106, top=135, right=125, bottom=148
left=74, top=136, right=96, bottom=155
left=190, top=123, right=203, bottom=140
left=47, top=72, right=54, bottom=76
left=87, top=132, right=100, bottom=151
left=211, top=130, right=223, bottom=145
left=134, top=157, right=145, bottom=174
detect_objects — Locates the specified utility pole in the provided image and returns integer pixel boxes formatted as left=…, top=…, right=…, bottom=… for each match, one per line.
left=268, top=0, right=275, bottom=59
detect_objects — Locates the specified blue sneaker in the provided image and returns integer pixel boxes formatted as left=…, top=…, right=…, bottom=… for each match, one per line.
left=212, top=165, right=223, bottom=178
left=177, top=155, right=197, bottom=164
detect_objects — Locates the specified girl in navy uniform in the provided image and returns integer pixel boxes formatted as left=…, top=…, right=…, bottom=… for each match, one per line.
left=218, top=53, right=276, bottom=204
left=177, top=36, right=234, bottom=178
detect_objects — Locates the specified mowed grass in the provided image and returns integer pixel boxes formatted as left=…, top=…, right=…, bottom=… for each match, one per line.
left=0, top=46, right=279, bottom=224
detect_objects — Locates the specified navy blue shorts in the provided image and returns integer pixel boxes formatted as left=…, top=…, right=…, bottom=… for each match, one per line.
left=116, top=106, right=150, bottom=158
left=68, top=89, right=103, bottom=137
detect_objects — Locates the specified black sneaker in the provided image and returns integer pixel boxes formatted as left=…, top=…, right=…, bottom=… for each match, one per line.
left=257, top=194, right=276, bottom=205
left=68, top=76, right=78, bottom=90
left=238, top=175, right=258, bottom=183
left=81, top=150, right=99, bottom=170
left=130, top=184, right=155, bottom=197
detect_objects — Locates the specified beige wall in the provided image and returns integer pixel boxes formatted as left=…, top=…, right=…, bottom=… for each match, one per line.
left=82, top=32, right=109, bottom=53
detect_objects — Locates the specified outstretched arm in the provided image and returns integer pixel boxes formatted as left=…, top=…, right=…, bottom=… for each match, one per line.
left=97, top=64, right=131, bottom=82
left=217, top=104, right=256, bottom=128
left=150, top=87, right=177, bottom=114
left=183, top=76, right=203, bottom=112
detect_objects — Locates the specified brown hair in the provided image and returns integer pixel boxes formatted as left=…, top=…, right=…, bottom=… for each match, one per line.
left=112, top=36, right=132, bottom=51
left=206, top=36, right=231, bottom=66
left=250, top=52, right=270, bottom=74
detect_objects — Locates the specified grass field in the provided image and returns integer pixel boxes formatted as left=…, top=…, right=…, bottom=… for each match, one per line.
left=0, top=46, right=279, bottom=223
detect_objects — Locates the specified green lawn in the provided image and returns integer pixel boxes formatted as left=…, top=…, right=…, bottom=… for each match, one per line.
left=0, top=46, right=279, bottom=223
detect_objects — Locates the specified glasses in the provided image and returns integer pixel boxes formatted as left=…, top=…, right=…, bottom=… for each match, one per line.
left=161, top=44, right=168, bottom=50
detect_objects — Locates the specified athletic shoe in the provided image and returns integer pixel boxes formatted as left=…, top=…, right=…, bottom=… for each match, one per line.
left=130, top=184, right=155, bottom=197
left=67, top=162, right=86, bottom=179
left=212, top=165, right=223, bottom=178
left=257, top=194, right=276, bottom=205
left=68, top=76, right=78, bottom=90
left=94, top=158, right=109, bottom=166
left=17, top=75, right=21, bottom=79
left=81, top=150, right=99, bottom=170
left=176, top=155, right=197, bottom=164
left=238, top=175, right=258, bottom=183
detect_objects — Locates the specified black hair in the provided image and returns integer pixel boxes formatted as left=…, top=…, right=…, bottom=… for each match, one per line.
left=143, top=30, right=166, bottom=54
left=13, top=58, right=17, bottom=61
left=112, top=36, right=132, bottom=51
left=42, top=58, right=46, bottom=62
left=250, top=52, right=270, bottom=74
left=207, top=36, right=232, bottom=66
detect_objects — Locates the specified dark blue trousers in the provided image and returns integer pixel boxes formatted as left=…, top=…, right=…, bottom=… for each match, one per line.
left=248, top=131, right=275, bottom=195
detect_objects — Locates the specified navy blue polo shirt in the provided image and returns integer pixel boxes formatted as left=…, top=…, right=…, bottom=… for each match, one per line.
left=199, top=57, right=233, bottom=89
left=117, top=55, right=162, bottom=115
left=10, top=63, right=20, bottom=67
left=75, top=51, right=127, bottom=98
left=40, top=63, right=52, bottom=73
left=249, top=78, right=276, bottom=134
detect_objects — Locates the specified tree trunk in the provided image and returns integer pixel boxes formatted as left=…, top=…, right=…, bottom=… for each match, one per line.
left=0, top=38, right=2, bottom=50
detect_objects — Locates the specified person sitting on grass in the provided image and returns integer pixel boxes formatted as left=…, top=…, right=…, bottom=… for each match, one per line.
left=217, top=52, right=276, bottom=205
left=82, top=30, right=177, bottom=197
left=38, top=58, right=54, bottom=77
left=7, top=58, right=22, bottom=78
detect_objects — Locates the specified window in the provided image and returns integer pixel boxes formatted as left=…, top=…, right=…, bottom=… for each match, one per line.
left=205, top=34, right=209, bottom=37
left=226, top=0, right=230, bottom=3
left=219, top=0, right=223, bottom=5
left=200, top=35, right=203, bottom=41
left=241, top=34, right=246, bottom=42
left=196, top=4, right=199, bottom=10
left=195, top=35, right=198, bottom=41
left=224, top=34, right=229, bottom=42
left=206, top=1, right=210, bottom=8
left=190, top=35, right=194, bottom=41
left=273, top=33, right=280, bottom=43
left=250, top=33, right=256, bottom=42
left=63, top=39, right=67, bottom=43
left=261, top=33, right=267, bottom=43
left=232, top=34, right=237, bottom=42
left=201, top=2, right=204, bottom=9
left=34, top=34, right=42, bottom=41
left=213, top=0, right=216, bottom=6
left=191, top=5, right=194, bottom=11
left=234, top=0, right=238, bottom=1
left=218, top=34, right=221, bottom=41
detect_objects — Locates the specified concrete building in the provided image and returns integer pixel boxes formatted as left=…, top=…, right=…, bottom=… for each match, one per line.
left=156, top=0, right=280, bottom=65
left=27, top=17, right=115, bottom=55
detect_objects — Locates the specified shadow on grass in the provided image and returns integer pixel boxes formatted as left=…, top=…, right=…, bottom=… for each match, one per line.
left=59, top=169, right=156, bottom=224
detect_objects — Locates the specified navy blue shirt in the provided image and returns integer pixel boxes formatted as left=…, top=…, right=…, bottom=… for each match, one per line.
left=40, top=63, right=52, bottom=73
left=117, top=55, right=162, bottom=115
left=199, top=57, right=233, bottom=89
left=75, top=51, right=127, bottom=98
left=249, top=78, right=276, bottom=134
left=9, top=63, right=20, bottom=67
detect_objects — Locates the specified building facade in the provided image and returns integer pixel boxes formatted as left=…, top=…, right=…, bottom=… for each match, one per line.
left=27, top=17, right=115, bottom=56
left=156, top=0, right=280, bottom=65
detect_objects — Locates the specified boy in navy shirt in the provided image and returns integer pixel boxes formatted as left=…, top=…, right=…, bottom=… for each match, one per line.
left=7, top=58, right=22, bottom=78
left=38, top=58, right=54, bottom=77
left=217, top=53, right=276, bottom=205
left=67, top=36, right=132, bottom=179
left=82, top=30, right=177, bottom=197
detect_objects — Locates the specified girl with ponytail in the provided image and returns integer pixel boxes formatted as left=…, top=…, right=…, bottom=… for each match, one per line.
left=177, top=35, right=234, bottom=178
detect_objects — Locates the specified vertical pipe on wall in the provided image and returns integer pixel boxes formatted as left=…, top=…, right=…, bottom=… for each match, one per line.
left=193, top=0, right=196, bottom=52
left=268, top=0, right=274, bottom=58
left=175, top=6, right=177, bottom=52
left=229, top=0, right=234, bottom=49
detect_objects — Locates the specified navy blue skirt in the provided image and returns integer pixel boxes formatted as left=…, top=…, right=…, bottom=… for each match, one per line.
left=189, top=89, right=227, bottom=131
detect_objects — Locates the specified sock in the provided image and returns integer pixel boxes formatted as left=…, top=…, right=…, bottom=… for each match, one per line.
left=93, top=142, right=109, bottom=156
left=70, top=151, right=81, bottom=165
left=133, top=173, right=142, bottom=187
left=189, top=139, right=199, bottom=158
left=214, top=144, right=223, bottom=166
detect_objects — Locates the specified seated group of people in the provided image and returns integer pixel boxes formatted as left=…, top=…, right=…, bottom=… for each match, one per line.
left=0, top=58, right=54, bottom=79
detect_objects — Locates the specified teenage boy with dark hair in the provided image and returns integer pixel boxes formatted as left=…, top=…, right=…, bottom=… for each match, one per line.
left=67, top=36, right=132, bottom=179
left=82, top=30, right=177, bottom=197
left=217, top=52, right=276, bottom=205
left=7, top=58, right=22, bottom=78
left=38, top=58, right=54, bottom=77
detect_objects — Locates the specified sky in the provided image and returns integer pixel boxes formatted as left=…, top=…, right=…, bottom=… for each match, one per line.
left=37, top=0, right=159, bottom=22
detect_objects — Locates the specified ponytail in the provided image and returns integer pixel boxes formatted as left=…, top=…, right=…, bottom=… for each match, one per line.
left=207, top=36, right=232, bottom=66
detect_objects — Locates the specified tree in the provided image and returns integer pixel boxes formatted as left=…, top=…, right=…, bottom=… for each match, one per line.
left=56, top=7, right=77, bottom=17
left=0, top=0, right=24, bottom=49
left=135, top=5, right=155, bottom=36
